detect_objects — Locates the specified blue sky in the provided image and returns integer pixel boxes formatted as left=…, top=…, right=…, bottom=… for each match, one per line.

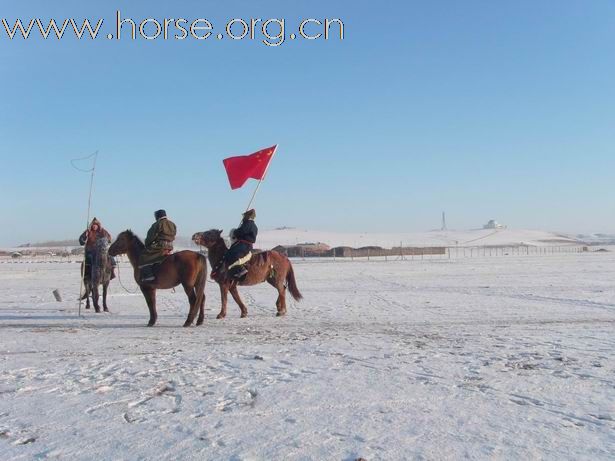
left=1, top=1, right=615, bottom=246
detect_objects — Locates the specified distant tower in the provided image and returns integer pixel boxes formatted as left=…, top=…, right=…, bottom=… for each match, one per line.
left=441, top=212, right=447, bottom=231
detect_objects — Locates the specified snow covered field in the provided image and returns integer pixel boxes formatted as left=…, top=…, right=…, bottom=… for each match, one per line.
left=1, top=252, right=614, bottom=460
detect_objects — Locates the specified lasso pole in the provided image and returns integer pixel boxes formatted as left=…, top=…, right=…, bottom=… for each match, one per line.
left=78, top=151, right=98, bottom=317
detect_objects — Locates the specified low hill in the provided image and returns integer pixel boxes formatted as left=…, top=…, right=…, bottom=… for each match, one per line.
left=254, top=228, right=581, bottom=249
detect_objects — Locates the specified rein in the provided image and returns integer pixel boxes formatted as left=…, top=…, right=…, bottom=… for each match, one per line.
left=116, top=262, right=140, bottom=294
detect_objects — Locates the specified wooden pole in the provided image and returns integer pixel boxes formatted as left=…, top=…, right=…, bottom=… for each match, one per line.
left=245, top=144, right=279, bottom=212
left=78, top=151, right=98, bottom=317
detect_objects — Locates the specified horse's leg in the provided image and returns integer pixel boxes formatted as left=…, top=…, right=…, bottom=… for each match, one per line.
left=267, top=278, right=286, bottom=317
left=197, top=288, right=206, bottom=326
left=83, top=284, right=91, bottom=310
left=229, top=285, right=248, bottom=318
left=140, top=286, right=157, bottom=327
left=217, top=284, right=229, bottom=319
left=182, top=284, right=199, bottom=328
left=268, top=276, right=287, bottom=317
left=92, top=284, right=101, bottom=313
left=275, top=282, right=287, bottom=317
left=102, top=282, right=109, bottom=312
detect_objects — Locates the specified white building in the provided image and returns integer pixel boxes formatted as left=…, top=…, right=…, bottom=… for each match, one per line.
left=483, top=219, right=505, bottom=230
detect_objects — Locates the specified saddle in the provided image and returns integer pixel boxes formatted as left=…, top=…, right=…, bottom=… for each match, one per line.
left=215, top=251, right=268, bottom=283
left=139, top=250, right=173, bottom=284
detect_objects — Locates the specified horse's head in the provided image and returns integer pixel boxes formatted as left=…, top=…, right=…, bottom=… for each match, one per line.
left=109, top=230, right=136, bottom=256
left=192, top=229, right=223, bottom=249
left=95, top=237, right=110, bottom=257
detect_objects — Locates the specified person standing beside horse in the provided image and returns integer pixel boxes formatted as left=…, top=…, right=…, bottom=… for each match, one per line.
left=139, top=210, right=177, bottom=283
left=79, top=218, right=116, bottom=280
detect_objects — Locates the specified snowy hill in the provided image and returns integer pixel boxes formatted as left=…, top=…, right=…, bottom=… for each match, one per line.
left=4, top=228, right=582, bottom=253
left=574, top=233, right=615, bottom=245
left=253, top=227, right=580, bottom=249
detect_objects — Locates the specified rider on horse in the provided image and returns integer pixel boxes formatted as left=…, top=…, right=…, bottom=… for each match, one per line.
left=79, top=218, right=116, bottom=279
left=214, top=209, right=258, bottom=280
left=139, top=210, right=177, bottom=283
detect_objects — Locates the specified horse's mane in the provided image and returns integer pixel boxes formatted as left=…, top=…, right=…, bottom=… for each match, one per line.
left=123, top=229, right=145, bottom=250
left=211, top=230, right=229, bottom=250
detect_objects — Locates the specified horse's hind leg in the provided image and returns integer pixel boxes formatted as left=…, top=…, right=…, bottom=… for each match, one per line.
left=275, top=285, right=287, bottom=317
left=229, top=285, right=248, bottom=318
left=102, top=282, right=109, bottom=312
left=267, top=278, right=287, bottom=317
left=197, top=289, right=206, bottom=326
left=182, top=284, right=199, bottom=328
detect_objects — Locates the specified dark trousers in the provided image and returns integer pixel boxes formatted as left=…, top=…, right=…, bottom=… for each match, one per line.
left=224, top=242, right=252, bottom=266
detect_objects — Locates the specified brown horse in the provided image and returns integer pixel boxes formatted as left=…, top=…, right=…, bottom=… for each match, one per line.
left=192, top=229, right=302, bottom=319
left=109, top=230, right=207, bottom=327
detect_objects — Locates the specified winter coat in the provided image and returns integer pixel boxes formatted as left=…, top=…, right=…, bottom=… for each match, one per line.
left=79, top=218, right=111, bottom=251
left=232, top=219, right=258, bottom=245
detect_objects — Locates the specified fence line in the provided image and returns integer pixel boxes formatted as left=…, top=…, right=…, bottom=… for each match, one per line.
left=288, top=245, right=588, bottom=264
left=0, top=245, right=589, bottom=265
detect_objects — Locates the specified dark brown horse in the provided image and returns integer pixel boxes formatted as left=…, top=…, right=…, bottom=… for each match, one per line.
left=192, top=229, right=302, bottom=319
left=109, top=230, right=207, bottom=327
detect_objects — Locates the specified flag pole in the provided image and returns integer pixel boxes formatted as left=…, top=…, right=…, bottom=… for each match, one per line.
left=78, top=151, right=98, bottom=317
left=245, top=144, right=278, bottom=212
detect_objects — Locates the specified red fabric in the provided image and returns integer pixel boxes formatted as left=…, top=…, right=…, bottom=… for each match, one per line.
left=223, top=145, right=276, bottom=190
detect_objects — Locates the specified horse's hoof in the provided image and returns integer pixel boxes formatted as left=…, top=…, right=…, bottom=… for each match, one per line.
left=216, top=314, right=225, bottom=320
left=276, top=311, right=287, bottom=317
left=95, top=309, right=101, bottom=314
left=103, top=308, right=109, bottom=313
left=183, top=323, right=191, bottom=328
left=196, top=320, right=204, bottom=326
left=147, top=322, right=155, bottom=327
left=240, top=313, right=248, bottom=318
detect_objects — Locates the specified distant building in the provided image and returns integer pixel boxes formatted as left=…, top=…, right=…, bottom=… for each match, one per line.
left=273, top=243, right=331, bottom=257
left=483, top=220, right=506, bottom=230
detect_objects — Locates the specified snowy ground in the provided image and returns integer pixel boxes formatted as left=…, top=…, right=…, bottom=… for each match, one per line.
left=1, top=252, right=614, bottom=460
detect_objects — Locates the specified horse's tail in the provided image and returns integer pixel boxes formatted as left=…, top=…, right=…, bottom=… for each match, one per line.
left=286, top=262, right=303, bottom=302
left=195, top=254, right=207, bottom=308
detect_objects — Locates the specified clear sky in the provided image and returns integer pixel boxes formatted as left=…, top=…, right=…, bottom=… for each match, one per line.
left=1, top=1, right=615, bottom=246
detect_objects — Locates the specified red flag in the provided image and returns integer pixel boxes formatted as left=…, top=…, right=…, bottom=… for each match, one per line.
left=223, top=145, right=277, bottom=190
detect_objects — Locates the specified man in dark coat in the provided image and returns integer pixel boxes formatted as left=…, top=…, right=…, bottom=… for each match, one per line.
left=223, top=209, right=258, bottom=280
left=79, top=217, right=116, bottom=279
left=139, top=210, right=177, bottom=282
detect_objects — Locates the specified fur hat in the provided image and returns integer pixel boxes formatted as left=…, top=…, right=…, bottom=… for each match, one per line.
left=243, top=209, right=256, bottom=220
left=154, top=210, right=167, bottom=220
left=89, top=218, right=102, bottom=229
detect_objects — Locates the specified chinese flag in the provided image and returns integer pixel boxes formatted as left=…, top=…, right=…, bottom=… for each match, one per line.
left=223, top=145, right=277, bottom=190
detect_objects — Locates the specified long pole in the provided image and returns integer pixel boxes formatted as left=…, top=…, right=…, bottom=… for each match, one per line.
left=245, top=144, right=278, bottom=212
left=78, top=151, right=98, bottom=317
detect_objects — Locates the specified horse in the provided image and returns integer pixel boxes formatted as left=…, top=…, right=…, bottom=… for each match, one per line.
left=109, top=230, right=207, bottom=327
left=192, top=229, right=302, bottom=319
left=80, top=238, right=113, bottom=313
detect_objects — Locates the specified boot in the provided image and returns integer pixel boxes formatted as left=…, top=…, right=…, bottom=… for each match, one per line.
left=110, top=267, right=116, bottom=280
left=231, top=265, right=248, bottom=280
left=140, top=265, right=155, bottom=283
